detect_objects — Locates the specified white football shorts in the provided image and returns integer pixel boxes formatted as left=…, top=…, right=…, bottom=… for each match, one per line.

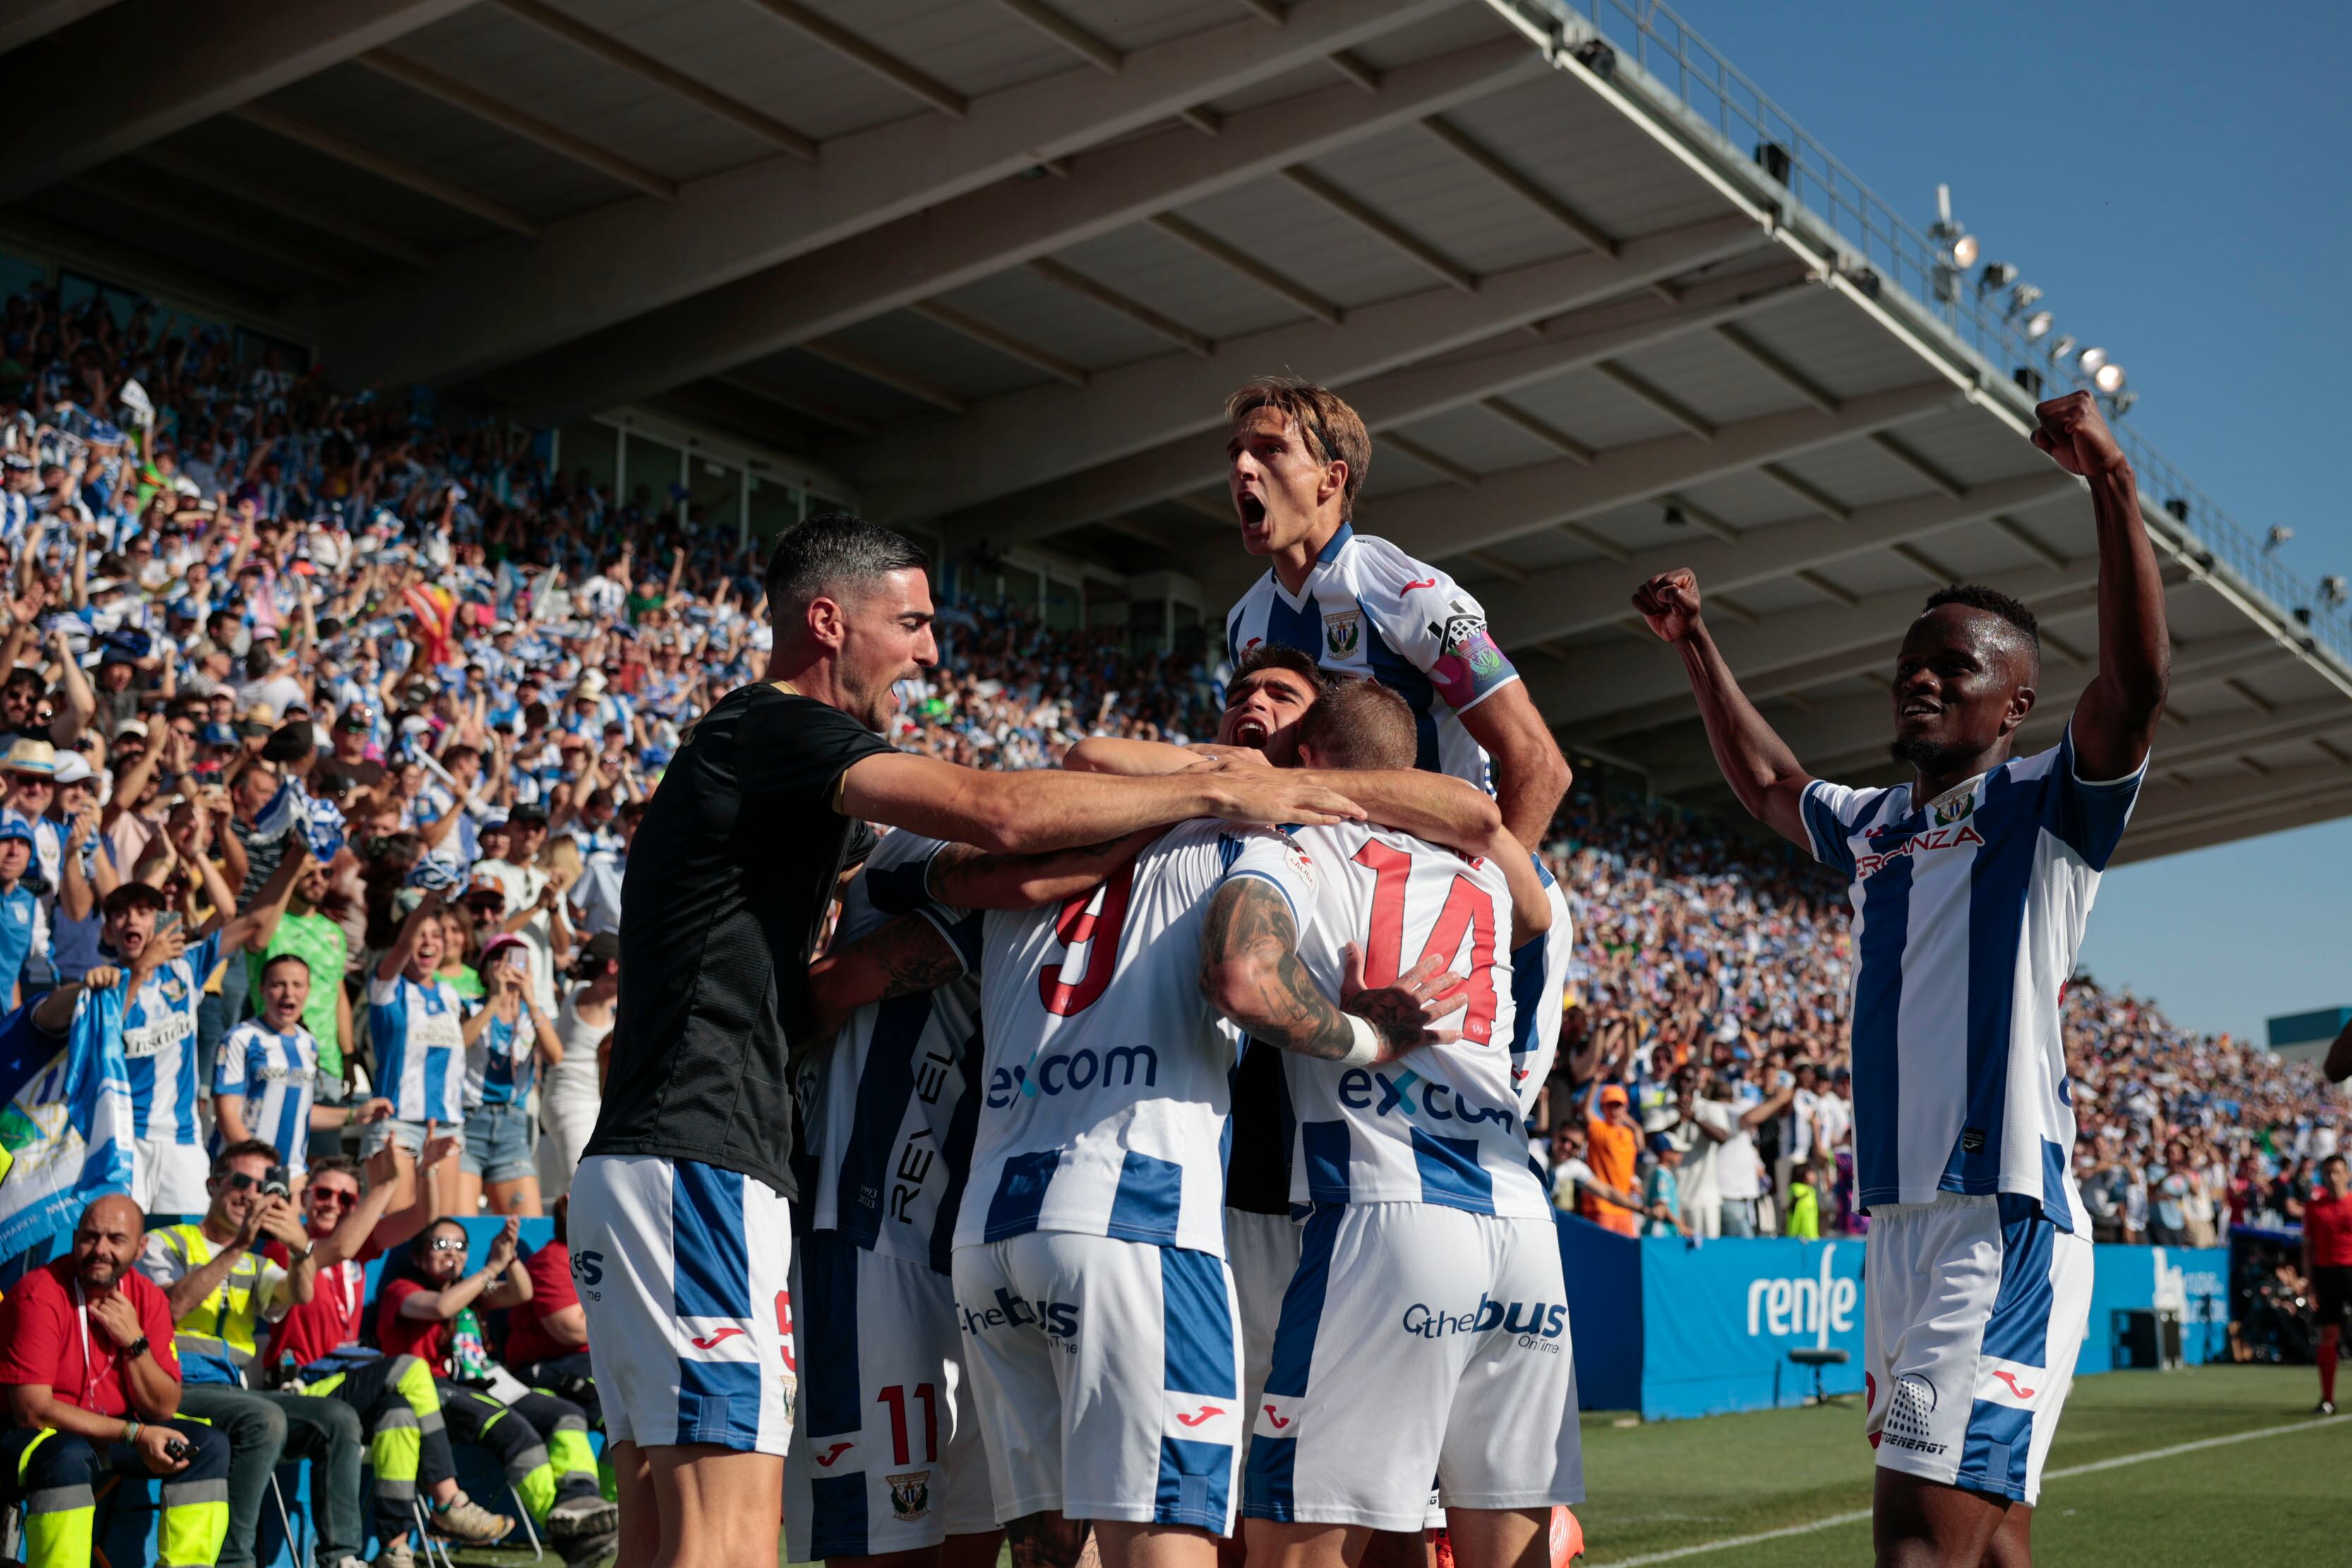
left=568, top=1154, right=798, bottom=1456
left=787, top=1231, right=995, bottom=1558
left=1864, top=1191, right=2093, bottom=1506
left=132, top=1137, right=210, bottom=1217
left=1244, top=1203, right=1583, bottom=1531
left=953, top=1231, right=1242, bottom=1533
left=1225, top=1208, right=1302, bottom=1425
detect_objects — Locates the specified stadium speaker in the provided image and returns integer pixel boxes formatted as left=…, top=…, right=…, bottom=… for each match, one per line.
left=1662, top=505, right=1687, bottom=527
left=2012, top=366, right=2044, bottom=397
left=1573, top=37, right=1616, bottom=80
left=2164, top=497, right=2191, bottom=523
left=1753, top=140, right=1793, bottom=186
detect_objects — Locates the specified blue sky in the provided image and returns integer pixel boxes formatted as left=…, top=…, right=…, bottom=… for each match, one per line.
left=1660, top=0, right=2352, bottom=1041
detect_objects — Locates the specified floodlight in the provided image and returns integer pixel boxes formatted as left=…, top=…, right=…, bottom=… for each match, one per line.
left=2076, top=346, right=2108, bottom=375
left=1977, top=261, right=2018, bottom=294
left=2106, top=390, right=2137, bottom=416
left=1950, top=234, right=1979, bottom=269
left=2048, top=334, right=2077, bottom=363
left=2093, top=362, right=2126, bottom=394
left=2321, top=574, right=2347, bottom=608
left=2008, top=283, right=2044, bottom=318
left=2266, top=526, right=2294, bottom=552
left=2023, top=310, right=2054, bottom=339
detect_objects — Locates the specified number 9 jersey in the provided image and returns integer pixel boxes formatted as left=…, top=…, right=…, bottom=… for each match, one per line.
left=1280, top=821, right=1548, bottom=1220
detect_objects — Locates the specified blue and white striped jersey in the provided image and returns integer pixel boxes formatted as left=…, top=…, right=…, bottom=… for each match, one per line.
left=954, top=820, right=1312, bottom=1257
left=1277, top=822, right=1547, bottom=1219
left=796, top=831, right=983, bottom=1275
left=121, top=929, right=221, bottom=1145
left=1224, top=524, right=1521, bottom=788
left=462, top=996, right=543, bottom=1109
left=367, top=970, right=467, bottom=1124
left=213, top=1020, right=320, bottom=1174
left=1801, top=725, right=2148, bottom=1236
left=0, top=883, right=35, bottom=1003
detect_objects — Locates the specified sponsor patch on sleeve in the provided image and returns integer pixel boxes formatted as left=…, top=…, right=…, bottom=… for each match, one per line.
left=1429, top=612, right=1518, bottom=710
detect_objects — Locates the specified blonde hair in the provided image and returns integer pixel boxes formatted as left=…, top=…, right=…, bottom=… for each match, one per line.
left=1225, top=377, right=1372, bottom=520
left=537, top=833, right=584, bottom=891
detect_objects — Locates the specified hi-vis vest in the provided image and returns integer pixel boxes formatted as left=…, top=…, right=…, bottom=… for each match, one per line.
left=152, top=1222, right=278, bottom=1377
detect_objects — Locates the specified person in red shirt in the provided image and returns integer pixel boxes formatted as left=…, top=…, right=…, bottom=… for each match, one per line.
left=0, top=1193, right=234, bottom=1568
left=2301, top=1153, right=2352, bottom=1414
left=376, top=1216, right=615, bottom=1562
left=263, top=1138, right=514, bottom=1555
left=503, top=1195, right=595, bottom=1420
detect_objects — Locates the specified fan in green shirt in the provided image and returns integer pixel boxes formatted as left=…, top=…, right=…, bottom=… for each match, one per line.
left=245, top=872, right=352, bottom=1076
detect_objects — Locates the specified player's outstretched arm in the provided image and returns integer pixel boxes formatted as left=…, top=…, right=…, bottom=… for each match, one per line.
left=1199, top=877, right=1465, bottom=1065
left=1290, top=768, right=1504, bottom=859
left=1630, top=569, right=1813, bottom=851
left=2322, top=1016, right=2352, bottom=1085
left=1456, top=682, right=1573, bottom=851
left=838, top=751, right=1362, bottom=857
left=925, top=830, right=1162, bottom=910
left=2033, top=391, right=2168, bottom=780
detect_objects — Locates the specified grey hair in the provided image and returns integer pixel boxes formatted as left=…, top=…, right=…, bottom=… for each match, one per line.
left=764, top=512, right=929, bottom=630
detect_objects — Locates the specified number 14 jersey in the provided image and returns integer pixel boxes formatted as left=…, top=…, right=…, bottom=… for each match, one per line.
left=1280, top=823, right=1547, bottom=1219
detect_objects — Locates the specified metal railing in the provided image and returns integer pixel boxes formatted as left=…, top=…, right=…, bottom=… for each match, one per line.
left=1490, top=0, right=2352, bottom=665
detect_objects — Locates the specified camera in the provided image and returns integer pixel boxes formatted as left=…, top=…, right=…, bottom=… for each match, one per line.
left=262, top=1165, right=292, bottom=1200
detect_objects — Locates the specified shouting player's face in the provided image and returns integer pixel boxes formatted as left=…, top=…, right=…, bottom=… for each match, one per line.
left=1228, top=407, right=1344, bottom=557
left=1218, top=666, right=1320, bottom=763
left=836, top=567, right=940, bottom=732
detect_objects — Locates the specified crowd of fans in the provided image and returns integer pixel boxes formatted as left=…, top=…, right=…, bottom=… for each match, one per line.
left=0, top=273, right=2344, bottom=1564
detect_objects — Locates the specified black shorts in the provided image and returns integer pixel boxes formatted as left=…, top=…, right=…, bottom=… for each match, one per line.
left=2315, top=1265, right=2352, bottom=1326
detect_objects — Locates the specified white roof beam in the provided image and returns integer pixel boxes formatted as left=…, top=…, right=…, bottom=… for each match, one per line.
left=491, top=0, right=814, bottom=159
left=1280, top=164, right=1476, bottom=292
left=742, top=0, right=967, bottom=119
left=1149, top=213, right=1343, bottom=327
left=0, top=0, right=124, bottom=58
left=476, top=35, right=1534, bottom=417
left=1029, top=259, right=1213, bottom=356
left=990, top=0, right=1122, bottom=73
left=2118, top=776, right=2352, bottom=863
left=0, top=0, right=472, bottom=202
left=908, top=301, right=1088, bottom=387
left=939, top=260, right=1810, bottom=549
left=2122, top=760, right=2352, bottom=845
left=232, top=104, right=541, bottom=237
left=356, top=49, right=679, bottom=201
left=1419, top=115, right=1614, bottom=255
left=306, top=0, right=1463, bottom=388
left=865, top=211, right=1768, bottom=524
left=1369, top=379, right=1962, bottom=561
left=134, top=146, right=435, bottom=269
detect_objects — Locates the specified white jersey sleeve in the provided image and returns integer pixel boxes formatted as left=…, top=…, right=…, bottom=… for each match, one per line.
left=1277, top=823, right=1547, bottom=1218
left=1346, top=536, right=1522, bottom=717
left=796, top=830, right=983, bottom=1273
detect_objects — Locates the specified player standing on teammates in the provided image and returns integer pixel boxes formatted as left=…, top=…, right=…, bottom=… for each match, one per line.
left=1633, top=390, right=2168, bottom=1568
left=1215, top=683, right=1580, bottom=1568
left=1219, top=377, right=1578, bottom=1561
left=573, top=514, right=1367, bottom=1568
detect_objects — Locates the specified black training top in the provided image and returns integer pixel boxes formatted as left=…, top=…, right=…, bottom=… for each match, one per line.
left=588, top=682, right=892, bottom=1198
left=1223, top=1042, right=1292, bottom=1217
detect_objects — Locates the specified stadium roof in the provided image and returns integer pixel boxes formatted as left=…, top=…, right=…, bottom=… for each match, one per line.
left=9, top=0, right=2350, bottom=861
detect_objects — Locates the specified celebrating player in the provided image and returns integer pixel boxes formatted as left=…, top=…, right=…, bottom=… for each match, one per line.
left=1631, top=390, right=2168, bottom=1567
left=575, top=514, right=1368, bottom=1568
left=1219, top=681, right=1579, bottom=1568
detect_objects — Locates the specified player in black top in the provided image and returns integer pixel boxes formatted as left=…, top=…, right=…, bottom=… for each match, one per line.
left=574, top=514, right=1372, bottom=1568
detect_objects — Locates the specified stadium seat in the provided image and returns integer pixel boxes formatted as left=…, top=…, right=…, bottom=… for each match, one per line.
left=1787, top=1345, right=1850, bottom=1407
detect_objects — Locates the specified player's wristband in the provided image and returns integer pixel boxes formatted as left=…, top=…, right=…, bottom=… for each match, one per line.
left=1338, top=1013, right=1382, bottom=1068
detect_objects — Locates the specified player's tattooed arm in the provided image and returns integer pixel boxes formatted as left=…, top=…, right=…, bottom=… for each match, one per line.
left=925, top=828, right=1161, bottom=910
left=1200, top=879, right=1468, bottom=1061
left=798, top=912, right=964, bottom=1059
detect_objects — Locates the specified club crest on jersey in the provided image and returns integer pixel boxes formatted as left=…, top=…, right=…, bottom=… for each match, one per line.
left=1324, top=610, right=1360, bottom=657
left=1931, top=794, right=1976, bottom=827
left=887, top=1471, right=931, bottom=1521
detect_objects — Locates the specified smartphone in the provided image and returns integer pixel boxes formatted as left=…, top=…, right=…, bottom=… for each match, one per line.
left=154, top=910, right=183, bottom=937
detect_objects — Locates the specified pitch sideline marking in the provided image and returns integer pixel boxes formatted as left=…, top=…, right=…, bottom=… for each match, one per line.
left=1591, top=1413, right=2350, bottom=1566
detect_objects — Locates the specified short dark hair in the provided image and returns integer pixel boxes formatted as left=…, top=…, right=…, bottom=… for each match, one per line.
left=1294, top=678, right=1416, bottom=770
left=260, top=952, right=311, bottom=980
left=308, top=1154, right=361, bottom=1185
left=1924, top=584, right=2039, bottom=644
left=1225, top=378, right=1372, bottom=521
left=1229, top=644, right=1324, bottom=696
left=212, top=1138, right=281, bottom=1176
left=764, top=512, right=928, bottom=629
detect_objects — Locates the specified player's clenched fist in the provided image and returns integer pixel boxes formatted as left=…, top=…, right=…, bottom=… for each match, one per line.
left=2029, top=389, right=2129, bottom=478
left=1631, top=569, right=1704, bottom=644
